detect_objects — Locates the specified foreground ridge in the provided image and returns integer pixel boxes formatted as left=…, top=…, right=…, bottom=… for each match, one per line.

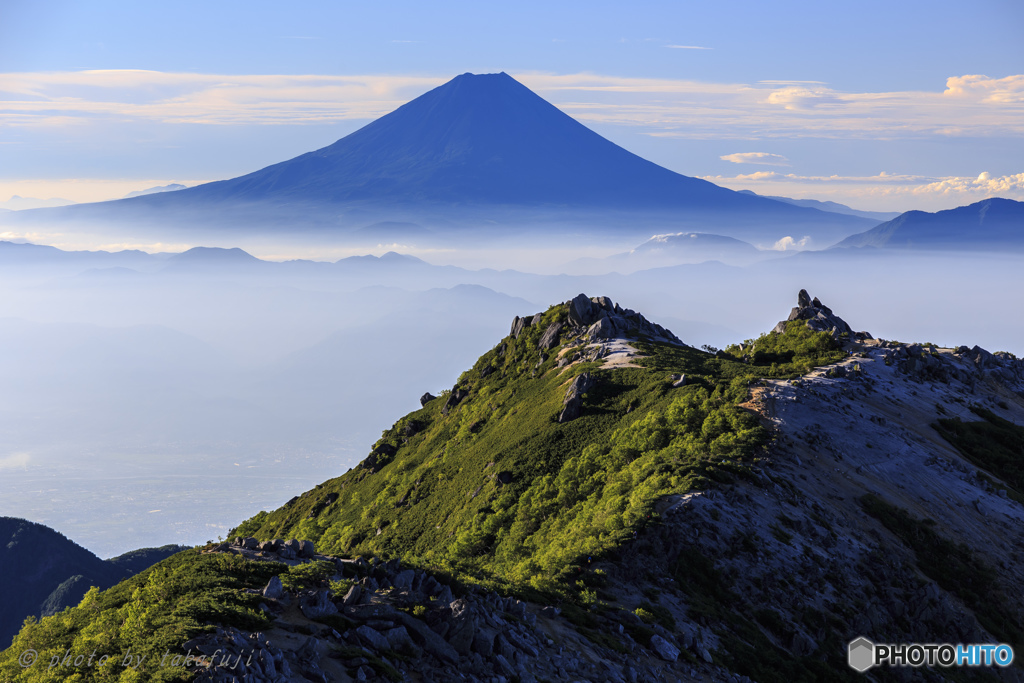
left=4, top=291, right=1024, bottom=683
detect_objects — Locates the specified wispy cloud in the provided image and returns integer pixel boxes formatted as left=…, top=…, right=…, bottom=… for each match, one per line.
left=720, top=152, right=789, bottom=166
left=700, top=171, right=1024, bottom=212
left=518, top=71, right=1024, bottom=140
left=0, top=71, right=446, bottom=126
left=3, top=70, right=1023, bottom=142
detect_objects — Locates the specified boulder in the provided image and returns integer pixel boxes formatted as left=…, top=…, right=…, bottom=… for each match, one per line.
left=300, top=589, right=339, bottom=619
left=445, top=599, right=477, bottom=655
left=650, top=634, right=679, bottom=662
left=356, top=625, right=391, bottom=652
left=510, top=316, right=527, bottom=339
left=472, top=627, right=497, bottom=657
left=342, top=584, right=364, bottom=606
left=392, top=569, right=416, bottom=591
left=559, top=372, right=595, bottom=423
left=537, top=322, right=564, bottom=350
left=384, top=625, right=416, bottom=652
left=298, top=540, right=316, bottom=558
left=262, top=576, right=284, bottom=600
left=391, top=611, right=460, bottom=665
left=257, top=539, right=281, bottom=553
left=587, top=316, right=619, bottom=340
left=568, top=293, right=597, bottom=327
left=419, top=392, right=436, bottom=407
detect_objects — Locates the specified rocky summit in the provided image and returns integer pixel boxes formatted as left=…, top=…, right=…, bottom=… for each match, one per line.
left=3, top=291, right=1023, bottom=683
left=772, top=288, right=869, bottom=340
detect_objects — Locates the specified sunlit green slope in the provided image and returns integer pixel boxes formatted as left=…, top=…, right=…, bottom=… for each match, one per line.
left=232, top=297, right=840, bottom=594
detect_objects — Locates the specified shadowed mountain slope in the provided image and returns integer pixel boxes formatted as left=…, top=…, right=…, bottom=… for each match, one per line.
left=0, top=517, right=186, bottom=646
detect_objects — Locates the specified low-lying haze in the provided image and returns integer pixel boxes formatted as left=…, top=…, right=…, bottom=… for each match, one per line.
left=0, top=236, right=1020, bottom=557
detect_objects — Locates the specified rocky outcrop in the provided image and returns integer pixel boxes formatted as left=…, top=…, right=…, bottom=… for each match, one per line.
left=537, top=321, right=563, bottom=350
left=361, top=443, right=397, bottom=473
left=878, top=341, right=1024, bottom=389
left=566, top=293, right=683, bottom=345
left=419, top=392, right=436, bottom=407
left=508, top=294, right=683, bottom=353
left=441, top=387, right=469, bottom=415
left=201, top=539, right=718, bottom=683
left=558, top=372, right=595, bottom=423
left=771, top=289, right=870, bottom=340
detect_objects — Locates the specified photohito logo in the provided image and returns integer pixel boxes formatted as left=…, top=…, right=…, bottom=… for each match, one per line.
left=848, top=637, right=1014, bottom=671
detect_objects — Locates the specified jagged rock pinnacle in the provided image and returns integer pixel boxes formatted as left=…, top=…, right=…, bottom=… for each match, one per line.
left=772, top=289, right=872, bottom=340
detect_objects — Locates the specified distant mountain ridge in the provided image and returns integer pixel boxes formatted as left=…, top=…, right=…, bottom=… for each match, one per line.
left=737, top=189, right=900, bottom=222
left=834, top=197, right=1024, bottom=249
left=123, top=183, right=186, bottom=198
left=0, top=196, right=75, bottom=211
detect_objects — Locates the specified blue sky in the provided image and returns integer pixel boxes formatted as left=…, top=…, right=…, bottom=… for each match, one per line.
left=2, top=0, right=1023, bottom=210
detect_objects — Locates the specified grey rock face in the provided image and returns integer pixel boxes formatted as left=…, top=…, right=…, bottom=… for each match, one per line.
left=537, top=322, right=564, bottom=350
left=391, top=610, right=460, bottom=664
left=559, top=372, right=595, bottom=423
left=257, top=539, right=281, bottom=553
left=777, top=288, right=861, bottom=339
left=384, top=625, right=415, bottom=651
left=650, top=634, right=679, bottom=662
left=392, top=569, right=416, bottom=590
left=356, top=624, right=391, bottom=651
left=300, top=589, right=338, bottom=619
left=420, top=392, right=436, bottom=407
left=509, top=294, right=683, bottom=353
left=442, top=387, right=469, bottom=415
left=262, top=575, right=284, bottom=600
left=342, top=583, right=363, bottom=605
left=568, top=293, right=597, bottom=327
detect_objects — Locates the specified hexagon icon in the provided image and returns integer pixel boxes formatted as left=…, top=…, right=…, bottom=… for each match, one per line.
left=848, top=637, right=875, bottom=672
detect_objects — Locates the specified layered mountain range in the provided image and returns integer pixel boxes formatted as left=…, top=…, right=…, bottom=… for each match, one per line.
left=3, top=292, right=1022, bottom=682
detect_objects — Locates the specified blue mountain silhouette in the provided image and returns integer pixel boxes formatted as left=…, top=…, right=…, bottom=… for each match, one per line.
left=834, top=198, right=1024, bottom=250
left=9, top=72, right=875, bottom=244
